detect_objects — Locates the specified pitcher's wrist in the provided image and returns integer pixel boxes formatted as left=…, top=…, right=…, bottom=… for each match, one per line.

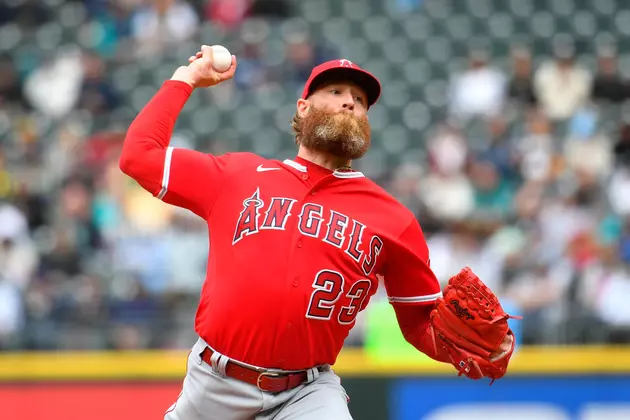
left=170, top=67, right=197, bottom=89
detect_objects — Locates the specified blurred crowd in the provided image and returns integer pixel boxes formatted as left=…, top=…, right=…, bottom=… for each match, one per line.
left=1, top=0, right=630, bottom=351
left=380, top=37, right=630, bottom=347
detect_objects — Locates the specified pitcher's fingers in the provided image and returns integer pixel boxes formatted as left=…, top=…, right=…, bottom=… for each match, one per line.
left=188, top=56, right=197, bottom=63
left=219, top=55, right=237, bottom=80
left=201, top=45, right=214, bottom=61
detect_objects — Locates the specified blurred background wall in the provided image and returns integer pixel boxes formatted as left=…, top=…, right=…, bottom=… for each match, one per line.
left=1, top=0, right=630, bottom=419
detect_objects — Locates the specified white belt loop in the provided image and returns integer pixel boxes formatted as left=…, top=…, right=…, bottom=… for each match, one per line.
left=306, top=367, right=320, bottom=383
left=217, top=354, right=229, bottom=377
left=210, top=351, right=222, bottom=375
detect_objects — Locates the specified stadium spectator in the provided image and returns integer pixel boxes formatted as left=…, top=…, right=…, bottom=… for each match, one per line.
left=468, top=159, right=515, bottom=222
left=204, top=0, right=251, bottom=27
left=23, top=48, right=84, bottom=119
left=591, top=45, right=629, bottom=103
left=77, top=52, right=120, bottom=116
left=562, top=106, right=613, bottom=182
left=0, top=203, right=38, bottom=291
left=534, top=40, right=592, bottom=121
left=608, top=124, right=630, bottom=217
left=513, top=109, right=557, bottom=184
left=0, top=274, right=23, bottom=350
left=507, top=46, right=537, bottom=106
left=0, top=55, right=26, bottom=110
left=473, top=117, right=521, bottom=185
left=419, top=123, right=475, bottom=222
left=448, top=47, right=507, bottom=121
left=130, top=0, right=199, bottom=58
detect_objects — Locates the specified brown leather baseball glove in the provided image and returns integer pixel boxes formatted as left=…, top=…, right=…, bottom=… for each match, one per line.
left=430, top=267, right=521, bottom=383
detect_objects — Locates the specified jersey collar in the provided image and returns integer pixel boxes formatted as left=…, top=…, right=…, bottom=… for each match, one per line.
left=283, top=158, right=365, bottom=179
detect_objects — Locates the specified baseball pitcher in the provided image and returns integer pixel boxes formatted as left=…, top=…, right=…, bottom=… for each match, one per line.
left=119, top=45, right=518, bottom=419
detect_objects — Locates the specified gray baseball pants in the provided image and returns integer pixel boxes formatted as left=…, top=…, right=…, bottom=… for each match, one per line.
left=164, top=337, right=353, bottom=419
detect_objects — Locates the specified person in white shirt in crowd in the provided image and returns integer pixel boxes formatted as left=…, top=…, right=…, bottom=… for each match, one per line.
left=579, top=244, right=630, bottom=343
left=418, top=123, right=475, bottom=222
left=534, top=39, right=592, bottom=121
left=0, top=203, right=38, bottom=349
left=514, top=109, right=557, bottom=184
left=448, top=47, right=507, bottom=121
left=0, top=203, right=39, bottom=291
left=562, top=105, right=613, bottom=183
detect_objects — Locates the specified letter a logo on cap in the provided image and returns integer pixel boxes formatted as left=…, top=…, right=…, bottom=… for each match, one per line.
left=339, top=59, right=353, bottom=68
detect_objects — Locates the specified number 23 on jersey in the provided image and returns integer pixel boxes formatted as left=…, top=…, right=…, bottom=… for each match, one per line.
left=306, top=269, right=373, bottom=325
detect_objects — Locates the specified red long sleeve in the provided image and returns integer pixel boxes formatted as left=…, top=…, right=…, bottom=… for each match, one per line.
left=392, top=302, right=452, bottom=363
left=380, top=211, right=450, bottom=363
left=119, top=80, right=233, bottom=218
left=119, top=80, right=193, bottom=194
left=383, top=217, right=442, bottom=305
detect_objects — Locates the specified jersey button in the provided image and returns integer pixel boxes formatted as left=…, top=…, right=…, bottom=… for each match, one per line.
left=302, top=174, right=308, bottom=180
left=293, top=281, right=299, bottom=287
left=311, top=191, right=316, bottom=196
left=297, top=241, right=302, bottom=248
left=287, top=322, right=292, bottom=329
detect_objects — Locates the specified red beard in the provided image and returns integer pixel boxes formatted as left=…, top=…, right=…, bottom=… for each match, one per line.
left=298, top=106, right=371, bottom=160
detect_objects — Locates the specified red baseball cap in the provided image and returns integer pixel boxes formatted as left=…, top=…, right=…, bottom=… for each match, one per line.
left=301, top=59, right=381, bottom=108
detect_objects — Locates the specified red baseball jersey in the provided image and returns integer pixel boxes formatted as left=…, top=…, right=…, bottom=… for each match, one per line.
left=121, top=81, right=442, bottom=370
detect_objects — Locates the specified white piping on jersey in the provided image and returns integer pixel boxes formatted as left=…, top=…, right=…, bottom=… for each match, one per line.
left=157, top=146, right=175, bottom=200
left=283, top=159, right=307, bottom=172
left=333, top=170, right=365, bottom=179
left=387, top=291, right=443, bottom=304
left=283, top=159, right=365, bottom=179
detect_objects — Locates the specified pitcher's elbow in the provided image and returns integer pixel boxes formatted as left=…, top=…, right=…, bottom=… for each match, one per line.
left=118, top=147, right=136, bottom=177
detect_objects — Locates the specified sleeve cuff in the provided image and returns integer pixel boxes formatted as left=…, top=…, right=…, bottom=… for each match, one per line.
left=163, top=80, right=194, bottom=95
left=388, top=291, right=443, bottom=304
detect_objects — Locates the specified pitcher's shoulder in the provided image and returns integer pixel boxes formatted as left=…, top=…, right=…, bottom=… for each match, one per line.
left=360, top=177, right=416, bottom=219
left=209, top=152, right=276, bottom=169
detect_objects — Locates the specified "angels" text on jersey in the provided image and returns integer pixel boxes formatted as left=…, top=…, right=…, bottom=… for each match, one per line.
left=232, top=189, right=383, bottom=276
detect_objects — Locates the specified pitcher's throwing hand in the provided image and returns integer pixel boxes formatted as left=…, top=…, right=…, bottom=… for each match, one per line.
left=172, top=44, right=237, bottom=88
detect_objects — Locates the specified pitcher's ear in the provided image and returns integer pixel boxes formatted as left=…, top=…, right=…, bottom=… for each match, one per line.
left=297, top=98, right=310, bottom=116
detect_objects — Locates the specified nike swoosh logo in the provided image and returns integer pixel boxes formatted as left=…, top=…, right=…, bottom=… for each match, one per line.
left=256, top=165, right=281, bottom=172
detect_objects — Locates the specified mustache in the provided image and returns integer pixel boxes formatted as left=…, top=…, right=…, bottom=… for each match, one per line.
left=315, top=113, right=360, bottom=138
left=311, top=109, right=369, bottom=137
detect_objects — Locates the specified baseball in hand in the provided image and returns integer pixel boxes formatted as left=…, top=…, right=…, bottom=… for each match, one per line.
left=211, top=45, right=232, bottom=72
